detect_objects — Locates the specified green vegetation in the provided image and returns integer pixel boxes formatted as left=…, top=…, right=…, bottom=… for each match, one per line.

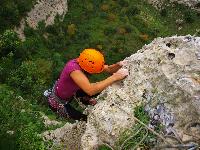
left=98, top=105, right=162, bottom=150
left=0, top=0, right=36, bottom=32
left=116, top=105, right=159, bottom=149
left=0, top=85, right=46, bottom=150
left=98, top=145, right=112, bottom=150
left=0, top=0, right=200, bottom=149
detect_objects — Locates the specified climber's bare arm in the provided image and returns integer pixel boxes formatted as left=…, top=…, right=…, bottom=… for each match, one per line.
left=70, top=70, right=127, bottom=96
left=103, top=60, right=128, bottom=74
left=103, top=63, right=122, bottom=74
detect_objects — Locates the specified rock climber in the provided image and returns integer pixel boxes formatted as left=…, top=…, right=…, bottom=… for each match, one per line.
left=44, top=48, right=128, bottom=121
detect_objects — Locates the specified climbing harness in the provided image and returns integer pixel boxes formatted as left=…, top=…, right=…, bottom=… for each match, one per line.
left=44, top=82, right=88, bottom=121
left=44, top=81, right=70, bottom=119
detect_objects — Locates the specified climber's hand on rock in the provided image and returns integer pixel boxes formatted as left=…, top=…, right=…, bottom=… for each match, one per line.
left=112, top=68, right=129, bottom=80
left=117, top=60, right=128, bottom=67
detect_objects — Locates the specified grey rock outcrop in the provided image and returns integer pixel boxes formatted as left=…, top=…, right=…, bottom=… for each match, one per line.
left=15, top=0, right=68, bottom=40
left=42, top=121, right=86, bottom=150
left=147, top=0, right=200, bottom=11
left=171, top=0, right=200, bottom=8
left=81, top=35, right=200, bottom=149
left=42, top=35, right=200, bottom=149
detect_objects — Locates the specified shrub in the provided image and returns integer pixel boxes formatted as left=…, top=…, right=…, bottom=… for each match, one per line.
left=107, top=13, right=117, bottom=21
left=99, top=12, right=108, bottom=19
left=96, top=44, right=103, bottom=50
left=118, top=0, right=129, bottom=7
left=85, top=2, right=94, bottom=12
left=184, top=12, right=195, bottom=23
left=52, top=52, right=65, bottom=80
left=104, top=27, right=116, bottom=36
left=0, top=52, right=15, bottom=83
left=0, top=85, right=45, bottom=150
left=7, top=59, right=52, bottom=99
left=0, top=30, right=20, bottom=57
left=110, top=47, right=119, bottom=53
left=14, top=37, right=40, bottom=60
left=88, top=40, right=105, bottom=49
left=0, top=0, right=36, bottom=32
left=75, top=30, right=90, bottom=42
left=124, top=25, right=132, bottom=33
left=67, top=24, right=77, bottom=36
left=117, top=27, right=127, bottom=34
left=7, top=61, right=40, bottom=93
left=160, top=9, right=167, bottom=17
left=0, top=1, right=19, bottom=31
left=125, top=6, right=140, bottom=17
left=139, top=34, right=149, bottom=41
left=101, top=4, right=109, bottom=12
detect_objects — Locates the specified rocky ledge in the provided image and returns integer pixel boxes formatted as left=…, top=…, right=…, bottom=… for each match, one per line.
left=43, top=35, right=200, bottom=150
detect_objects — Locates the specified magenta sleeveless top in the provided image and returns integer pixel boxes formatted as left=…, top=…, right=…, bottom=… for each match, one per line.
left=55, top=59, right=82, bottom=100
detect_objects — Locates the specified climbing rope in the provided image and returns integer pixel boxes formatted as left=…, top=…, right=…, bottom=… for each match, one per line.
left=113, top=96, right=199, bottom=150
left=101, top=142, right=115, bottom=150
left=120, top=127, right=148, bottom=150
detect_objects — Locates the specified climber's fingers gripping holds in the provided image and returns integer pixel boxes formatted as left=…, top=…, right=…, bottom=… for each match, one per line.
left=117, top=60, right=128, bottom=67
left=112, top=68, right=129, bottom=80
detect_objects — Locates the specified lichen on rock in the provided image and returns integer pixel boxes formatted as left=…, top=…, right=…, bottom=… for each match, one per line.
left=42, top=35, right=200, bottom=149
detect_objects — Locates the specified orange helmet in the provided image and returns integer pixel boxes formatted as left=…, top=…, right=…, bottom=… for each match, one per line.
left=78, top=49, right=105, bottom=74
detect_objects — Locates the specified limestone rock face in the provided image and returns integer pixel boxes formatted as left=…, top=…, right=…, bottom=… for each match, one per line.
left=42, top=36, right=200, bottom=149
left=42, top=121, right=86, bottom=150
left=81, top=35, right=200, bottom=149
left=147, top=0, right=200, bottom=11
left=15, top=0, right=68, bottom=40
left=27, top=0, right=68, bottom=28
left=170, top=0, right=200, bottom=8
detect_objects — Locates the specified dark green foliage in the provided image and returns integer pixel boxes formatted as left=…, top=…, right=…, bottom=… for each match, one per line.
left=0, top=0, right=36, bottom=32
left=98, top=145, right=112, bottom=150
left=0, top=52, right=15, bottom=83
left=134, top=105, right=150, bottom=124
left=104, top=27, right=116, bottom=36
left=0, top=85, right=46, bottom=150
left=118, top=0, right=129, bottom=7
left=125, top=6, right=140, bottom=17
left=14, top=37, right=43, bottom=60
left=0, top=30, right=22, bottom=83
left=99, top=12, right=108, bottom=19
left=0, top=1, right=19, bottom=31
left=123, top=25, right=132, bottom=33
left=160, top=9, right=167, bottom=17
left=0, top=30, right=20, bottom=56
left=7, top=61, right=41, bottom=93
left=51, top=53, right=65, bottom=80
left=7, top=59, right=52, bottom=101
left=184, top=11, right=195, bottom=23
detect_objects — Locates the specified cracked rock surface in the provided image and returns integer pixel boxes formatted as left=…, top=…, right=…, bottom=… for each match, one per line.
left=42, top=36, right=200, bottom=149
left=15, top=0, right=68, bottom=40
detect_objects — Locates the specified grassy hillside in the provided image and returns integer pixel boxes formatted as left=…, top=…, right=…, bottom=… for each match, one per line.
left=0, top=0, right=200, bottom=149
